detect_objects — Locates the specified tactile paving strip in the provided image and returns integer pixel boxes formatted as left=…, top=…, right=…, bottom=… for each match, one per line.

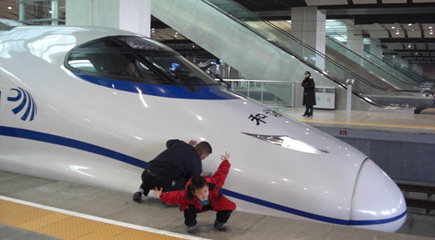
left=0, top=198, right=191, bottom=240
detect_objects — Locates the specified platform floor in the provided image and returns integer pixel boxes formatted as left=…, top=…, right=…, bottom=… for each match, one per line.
left=1, top=108, right=435, bottom=240
left=1, top=170, right=435, bottom=240
left=270, top=107, right=435, bottom=135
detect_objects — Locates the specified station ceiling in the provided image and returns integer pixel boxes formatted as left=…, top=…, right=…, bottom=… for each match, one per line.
left=152, top=0, right=435, bottom=66
left=233, top=0, right=435, bottom=66
left=1, top=0, right=434, bottom=66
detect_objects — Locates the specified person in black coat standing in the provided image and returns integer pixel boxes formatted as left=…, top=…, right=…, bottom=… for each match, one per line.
left=302, top=71, right=316, bottom=117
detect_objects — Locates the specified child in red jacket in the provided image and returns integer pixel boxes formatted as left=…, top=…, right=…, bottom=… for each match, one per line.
left=153, top=152, right=236, bottom=234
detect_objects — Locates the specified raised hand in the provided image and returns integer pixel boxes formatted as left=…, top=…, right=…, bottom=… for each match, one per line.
left=221, top=152, right=230, bottom=161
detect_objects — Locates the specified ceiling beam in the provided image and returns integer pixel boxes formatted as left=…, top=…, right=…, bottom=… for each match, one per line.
left=393, top=49, right=433, bottom=53
left=379, top=38, right=435, bottom=44
left=354, top=14, right=435, bottom=25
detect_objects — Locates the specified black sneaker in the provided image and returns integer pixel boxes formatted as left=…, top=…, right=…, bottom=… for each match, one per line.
left=133, top=192, right=142, bottom=203
left=214, top=220, right=228, bottom=231
left=186, top=225, right=197, bottom=234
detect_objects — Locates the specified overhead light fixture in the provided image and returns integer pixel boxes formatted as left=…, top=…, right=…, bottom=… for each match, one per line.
left=392, top=26, right=396, bottom=29
left=408, top=44, right=412, bottom=48
left=408, top=23, right=412, bottom=26
left=395, top=31, right=400, bottom=35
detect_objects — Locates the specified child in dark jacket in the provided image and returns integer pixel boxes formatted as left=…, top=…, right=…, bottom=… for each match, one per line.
left=153, top=152, right=236, bottom=234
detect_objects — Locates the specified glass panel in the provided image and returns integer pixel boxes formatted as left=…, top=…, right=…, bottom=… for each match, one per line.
left=325, top=36, right=423, bottom=89
left=78, top=38, right=124, bottom=48
left=67, top=36, right=218, bottom=86
left=67, top=52, right=169, bottom=84
left=326, top=30, right=432, bottom=85
left=141, top=54, right=218, bottom=85
left=223, top=79, right=295, bottom=106
left=118, top=36, right=174, bottom=52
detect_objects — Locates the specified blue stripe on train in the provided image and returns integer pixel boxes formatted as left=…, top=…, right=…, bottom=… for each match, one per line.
left=0, top=126, right=406, bottom=226
left=74, top=73, right=237, bottom=100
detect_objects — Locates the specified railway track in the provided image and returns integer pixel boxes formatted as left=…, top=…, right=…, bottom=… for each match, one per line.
left=396, top=182, right=435, bottom=215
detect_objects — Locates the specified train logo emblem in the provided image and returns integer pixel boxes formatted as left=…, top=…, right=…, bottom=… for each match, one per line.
left=7, top=87, right=37, bottom=121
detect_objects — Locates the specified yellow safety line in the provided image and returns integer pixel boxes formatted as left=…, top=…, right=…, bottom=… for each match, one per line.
left=0, top=198, right=192, bottom=240
left=297, top=118, right=435, bottom=130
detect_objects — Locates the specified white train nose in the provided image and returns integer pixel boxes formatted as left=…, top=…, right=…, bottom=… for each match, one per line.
left=350, top=159, right=407, bottom=232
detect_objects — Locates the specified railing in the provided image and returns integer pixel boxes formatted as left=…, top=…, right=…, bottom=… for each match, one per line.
left=219, top=79, right=297, bottom=107
left=325, top=32, right=433, bottom=87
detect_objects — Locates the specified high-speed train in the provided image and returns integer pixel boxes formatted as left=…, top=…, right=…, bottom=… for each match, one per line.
left=0, top=25, right=406, bottom=232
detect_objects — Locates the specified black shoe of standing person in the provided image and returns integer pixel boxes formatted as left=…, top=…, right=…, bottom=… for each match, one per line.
left=214, top=220, right=228, bottom=231
left=133, top=191, right=142, bottom=203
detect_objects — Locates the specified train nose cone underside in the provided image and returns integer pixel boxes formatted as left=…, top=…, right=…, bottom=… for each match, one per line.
left=350, top=159, right=407, bottom=232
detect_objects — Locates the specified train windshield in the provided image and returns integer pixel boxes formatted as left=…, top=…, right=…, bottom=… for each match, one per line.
left=139, top=54, right=217, bottom=86
left=66, top=36, right=218, bottom=86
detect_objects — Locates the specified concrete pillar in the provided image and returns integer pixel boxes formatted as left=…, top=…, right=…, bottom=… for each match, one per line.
left=19, top=2, right=26, bottom=22
left=346, top=24, right=364, bottom=65
left=369, top=39, right=383, bottom=60
left=66, top=0, right=150, bottom=37
left=51, top=0, right=59, bottom=25
left=291, top=7, right=326, bottom=70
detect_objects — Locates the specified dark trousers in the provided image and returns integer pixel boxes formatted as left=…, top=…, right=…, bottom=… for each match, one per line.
left=139, top=169, right=188, bottom=196
left=139, top=169, right=172, bottom=196
left=184, top=204, right=232, bottom=226
left=304, top=105, right=313, bottom=116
